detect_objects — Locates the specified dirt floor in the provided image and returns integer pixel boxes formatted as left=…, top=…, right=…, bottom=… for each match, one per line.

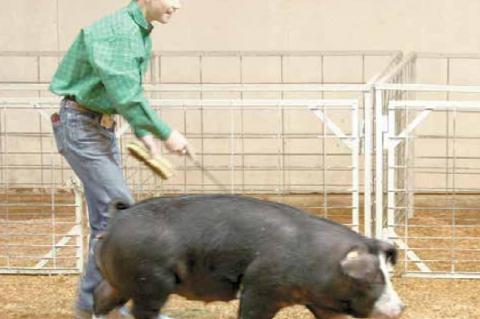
left=0, top=275, right=479, bottom=319
left=1, top=192, right=480, bottom=318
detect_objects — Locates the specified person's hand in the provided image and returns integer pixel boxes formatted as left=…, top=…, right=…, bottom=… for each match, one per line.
left=139, top=134, right=162, bottom=158
left=164, top=130, right=189, bottom=156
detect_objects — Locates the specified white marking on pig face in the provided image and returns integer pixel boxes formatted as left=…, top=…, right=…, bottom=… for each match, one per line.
left=371, top=253, right=405, bottom=319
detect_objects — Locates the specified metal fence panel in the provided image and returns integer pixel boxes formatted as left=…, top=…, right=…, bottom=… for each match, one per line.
left=376, top=53, right=480, bottom=278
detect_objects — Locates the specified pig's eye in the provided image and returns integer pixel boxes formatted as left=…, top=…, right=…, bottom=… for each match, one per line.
left=371, top=271, right=385, bottom=285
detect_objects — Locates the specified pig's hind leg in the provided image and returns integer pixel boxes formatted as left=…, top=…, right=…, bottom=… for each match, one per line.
left=93, top=279, right=128, bottom=316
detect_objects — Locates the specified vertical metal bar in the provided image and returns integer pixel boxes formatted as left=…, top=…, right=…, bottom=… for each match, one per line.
left=445, top=58, right=452, bottom=259
left=51, top=183, right=57, bottom=269
left=280, top=55, right=286, bottom=195
left=387, top=106, right=396, bottom=238
left=361, top=54, right=366, bottom=83
left=240, top=55, right=245, bottom=193
left=352, top=102, right=360, bottom=232
left=375, top=89, right=384, bottom=239
left=407, top=58, right=416, bottom=219
left=73, top=180, right=84, bottom=273
left=37, top=56, right=45, bottom=187
left=49, top=131, right=56, bottom=269
left=320, top=55, right=326, bottom=216
left=183, top=101, right=187, bottom=194
left=277, top=103, right=285, bottom=195
left=3, top=105, right=11, bottom=267
left=364, top=91, right=373, bottom=237
left=230, top=102, right=235, bottom=194
left=322, top=103, right=327, bottom=218
left=158, top=55, right=162, bottom=85
left=200, top=101, right=205, bottom=193
left=451, top=107, right=457, bottom=273
left=320, top=56, right=324, bottom=99
left=403, top=102, right=412, bottom=272
left=0, top=107, right=3, bottom=189
left=199, top=55, right=205, bottom=193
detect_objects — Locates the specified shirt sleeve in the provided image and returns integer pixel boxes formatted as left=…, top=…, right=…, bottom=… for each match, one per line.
left=88, top=36, right=172, bottom=140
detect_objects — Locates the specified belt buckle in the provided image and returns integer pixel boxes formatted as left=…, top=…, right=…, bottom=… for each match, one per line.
left=100, top=115, right=114, bottom=129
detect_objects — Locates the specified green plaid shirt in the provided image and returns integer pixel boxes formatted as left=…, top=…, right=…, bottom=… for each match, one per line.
left=50, top=1, right=171, bottom=140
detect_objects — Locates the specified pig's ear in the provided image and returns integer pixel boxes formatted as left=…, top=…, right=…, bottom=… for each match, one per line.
left=340, top=248, right=379, bottom=281
left=108, top=198, right=131, bottom=215
left=376, top=240, right=398, bottom=265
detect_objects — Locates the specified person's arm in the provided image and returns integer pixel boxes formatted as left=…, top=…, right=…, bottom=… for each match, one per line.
left=88, top=36, right=171, bottom=140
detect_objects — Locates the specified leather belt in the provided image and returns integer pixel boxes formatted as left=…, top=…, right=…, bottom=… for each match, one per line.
left=63, top=97, right=115, bottom=130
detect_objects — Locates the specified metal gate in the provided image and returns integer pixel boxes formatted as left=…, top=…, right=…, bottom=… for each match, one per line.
left=376, top=53, right=480, bottom=278
left=0, top=101, right=84, bottom=274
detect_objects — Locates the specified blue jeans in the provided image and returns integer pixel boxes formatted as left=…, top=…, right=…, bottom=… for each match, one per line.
left=52, top=99, right=134, bottom=311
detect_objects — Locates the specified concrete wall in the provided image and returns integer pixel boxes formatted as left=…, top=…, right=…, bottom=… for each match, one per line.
left=1, top=0, right=480, bottom=193
left=1, top=0, right=479, bottom=52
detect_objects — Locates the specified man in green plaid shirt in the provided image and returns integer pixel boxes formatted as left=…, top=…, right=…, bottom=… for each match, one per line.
left=50, top=0, right=184, bottom=318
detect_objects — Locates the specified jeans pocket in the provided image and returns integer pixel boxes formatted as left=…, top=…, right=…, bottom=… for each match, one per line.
left=66, top=110, right=115, bottom=157
left=51, top=112, right=65, bottom=154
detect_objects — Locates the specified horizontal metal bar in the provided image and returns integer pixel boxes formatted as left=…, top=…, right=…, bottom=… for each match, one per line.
left=1, top=166, right=353, bottom=173
left=387, top=187, right=480, bottom=192
left=0, top=83, right=369, bottom=92
left=0, top=203, right=75, bottom=208
left=128, top=186, right=356, bottom=192
left=393, top=236, right=480, bottom=240
left=416, top=52, right=480, bottom=59
left=396, top=247, right=480, bottom=252
left=389, top=100, right=480, bottom=110
left=389, top=224, right=480, bottom=229
left=0, top=233, right=77, bottom=238
left=0, top=50, right=400, bottom=57
left=128, top=183, right=357, bottom=188
left=0, top=268, right=80, bottom=275
left=401, top=272, right=480, bottom=279
left=0, top=97, right=361, bottom=106
left=391, top=135, right=480, bottom=142
left=0, top=254, right=77, bottom=259
left=0, top=221, right=76, bottom=226
left=377, top=84, right=480, bottom=93
left=402, top=260, right=480, bottom=265
left=146, top=85, right=368, bottom=93
left=387, top=169, right=480, bottom=175
left=0, top=243, right=79, bottom=248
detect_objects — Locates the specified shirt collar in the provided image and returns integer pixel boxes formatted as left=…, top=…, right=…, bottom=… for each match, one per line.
left=128, top=1, right=154, bottom=34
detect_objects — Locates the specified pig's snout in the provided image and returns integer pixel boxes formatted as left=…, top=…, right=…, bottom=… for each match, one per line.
left=371, top=290, right=406, bottom=319
left=372, top=304, right=406, bottom=319
left=371, top=251, right=406, bottom=319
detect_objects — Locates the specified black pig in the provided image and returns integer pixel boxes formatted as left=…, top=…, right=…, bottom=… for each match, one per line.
left=93, top=195, right=405, bottom=319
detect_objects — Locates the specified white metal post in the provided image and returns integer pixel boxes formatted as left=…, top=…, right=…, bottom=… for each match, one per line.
left=375, top=90, right=384, bottom=239
left=352, top=102, right=360, bottom=232
left=363, top=91, right=373, bottom=237
left=72, top=177, right=84, bottom=273
left=387, top=106, right=396, bottom=238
